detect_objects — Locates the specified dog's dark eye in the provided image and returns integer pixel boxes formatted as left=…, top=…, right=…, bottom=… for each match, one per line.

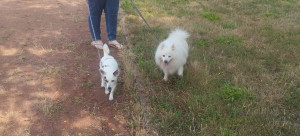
left=163, top=55, right=165, bottom=57
left=168, top=56, right=171, bottom=57
left=112, top=80, right=115, bottom=82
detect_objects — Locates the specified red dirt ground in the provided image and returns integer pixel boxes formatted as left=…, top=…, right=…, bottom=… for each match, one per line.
left=0, top=0, right=129, bottom=135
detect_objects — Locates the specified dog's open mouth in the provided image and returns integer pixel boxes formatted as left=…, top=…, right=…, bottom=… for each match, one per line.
left=164, top=62, right=168, bottom=66
left=163, top=59, right=173, bottom=67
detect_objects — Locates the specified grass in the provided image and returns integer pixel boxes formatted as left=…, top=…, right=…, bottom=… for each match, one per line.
left=264, top=13, right=279, bottom=18
left=121, top=0, right=300, bottom=135
left=121, top=0, right=134, bottom=10
left=217, top=83, right=255, bottom=103
left=223, top=23, right=236, bottom=29
left=38, top=66, right=65, bottom=78
left=200, top=12, right=221, bottom=21
left=81, top=81, right=93, bottom=88
left=39, top=98, right=64, bottom=116
left=72, top=96, right=83, bottom=105
left=0, top=85, right=7, bottom=95
left=284, top=85, right=300, bottom=110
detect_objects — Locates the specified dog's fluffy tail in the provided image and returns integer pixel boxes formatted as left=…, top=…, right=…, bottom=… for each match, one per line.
left=169, top=28, right=190, bottom=40
left=103, top=44, right=110, bottom=56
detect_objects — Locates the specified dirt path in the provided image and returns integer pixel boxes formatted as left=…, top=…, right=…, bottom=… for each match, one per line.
left=0, top=0, right=129, bottom=135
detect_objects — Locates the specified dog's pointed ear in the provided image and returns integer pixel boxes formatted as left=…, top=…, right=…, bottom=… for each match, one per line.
left=113, top=69, right=119, bottom=76
left=172, top=44, right=175, bottom=51
left=160, top=44, right=165, bottom=50
left=100, top=69, right=106, bottom=75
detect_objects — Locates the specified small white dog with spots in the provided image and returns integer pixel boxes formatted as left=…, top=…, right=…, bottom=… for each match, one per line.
left=155, top=28, right=189, bottom=81
left=99, top=44, right=120, bottom=101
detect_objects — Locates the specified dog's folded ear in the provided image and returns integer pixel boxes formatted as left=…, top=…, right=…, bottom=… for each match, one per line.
left=100, top=70, right=106, bottom=75
left=113, top=69, right=119, bottom=76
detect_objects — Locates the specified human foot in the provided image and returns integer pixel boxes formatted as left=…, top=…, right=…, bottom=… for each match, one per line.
left=108, top=40, right=123, bottom=49
left=91, top=40, right=104, bottom=49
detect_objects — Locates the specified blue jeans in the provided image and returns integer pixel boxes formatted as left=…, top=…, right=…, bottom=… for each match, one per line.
left=88, top=0, right=119, bottom=41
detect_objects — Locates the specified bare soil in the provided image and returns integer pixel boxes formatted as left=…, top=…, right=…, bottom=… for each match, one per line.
left=0, top=0, right=129, bottom=135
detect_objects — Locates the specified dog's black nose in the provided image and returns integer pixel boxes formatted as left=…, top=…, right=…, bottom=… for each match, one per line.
left=108, top=87, right=112, bottom=90
left=164, top=60, right=168, bottom=63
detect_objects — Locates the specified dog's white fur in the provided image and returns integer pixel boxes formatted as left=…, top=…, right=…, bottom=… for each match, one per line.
left=155, top=28, right=189, bottom=81
left=99, top=44, right=120, bottom=100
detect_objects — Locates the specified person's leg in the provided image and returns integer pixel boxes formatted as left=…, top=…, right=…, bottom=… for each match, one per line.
left=88, top=0, right=105, bottom=41
left=104, top=0, right=119, bottom=41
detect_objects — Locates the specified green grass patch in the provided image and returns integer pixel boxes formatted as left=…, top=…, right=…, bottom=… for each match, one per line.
left=200, top=12, right=220, bottom=21
left=217, top=83, right=255, bottom=103
left=121, top=0, right=134, bottom=10
left=196, top=40, right=210, bottom=48
left=264, top=13, right=279, bottom=18
left=216, top=36, right=239, bottom=46
left=223, top=23, right=236, bottom=29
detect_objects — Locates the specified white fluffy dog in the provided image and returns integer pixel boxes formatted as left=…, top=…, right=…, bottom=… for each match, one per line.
left=99, top=44, right=120, bottom=101
left=155, top=28, right=189, bottom=81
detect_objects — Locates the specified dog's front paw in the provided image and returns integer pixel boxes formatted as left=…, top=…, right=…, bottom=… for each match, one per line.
left=105, top=90, right=109, bottom=94
left=163, top=77, right=168, bottom=81
left=177, top=67, right=184, bottom=76
left=178, top=70, right=183, bottom=76
left=163, top=74, right=168, bottom=81
left=109, top=95, right=114, bottom=101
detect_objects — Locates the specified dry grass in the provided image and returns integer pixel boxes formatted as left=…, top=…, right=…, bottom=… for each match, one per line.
left=38, top=65, right=66, bottom=78
left=119, top=49, right=136, bottom=91
left=118, top=6, right=157, bottom=135
left=118, top=40, right=155, bottom=136
left=0, top=85, right=7, bottom=95
left=121, top=0, right=300, bottom=135
left=38, top=97, right=64, bottom=116
left=0, top=109, right=32, bottom=136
